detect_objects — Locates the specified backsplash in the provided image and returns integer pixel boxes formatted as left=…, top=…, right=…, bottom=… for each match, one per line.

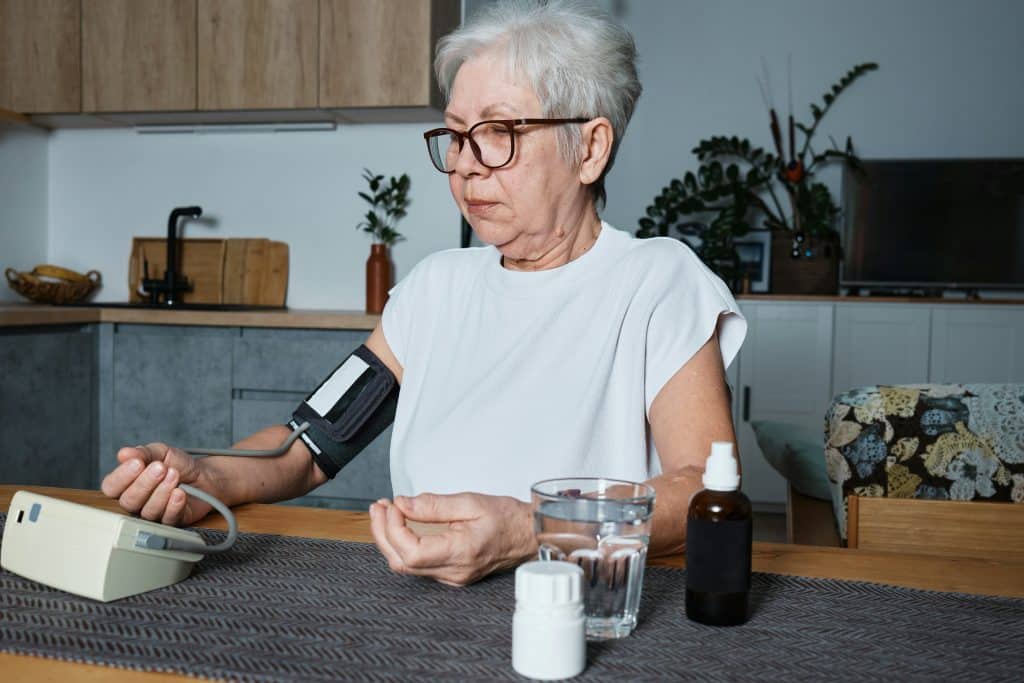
left=45, top=124, right=458, bottom=310
left=0, top=126, right=48, bottom=303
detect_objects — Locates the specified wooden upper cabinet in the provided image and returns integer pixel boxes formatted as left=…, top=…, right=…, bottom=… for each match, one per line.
left=0, top=0, right=81, bottom=113
left=82, top=0, right=197, bottom=112
left=320, top=0, right=460, bottom=109
left=198, top=0, right=318, bottom=110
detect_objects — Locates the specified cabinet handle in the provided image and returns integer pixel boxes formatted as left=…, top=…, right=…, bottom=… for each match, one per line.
left=743, top=386, right=751, bottom=422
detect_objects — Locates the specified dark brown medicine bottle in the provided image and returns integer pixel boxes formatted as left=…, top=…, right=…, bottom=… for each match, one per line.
left=685, top=441, right=752, bottom=626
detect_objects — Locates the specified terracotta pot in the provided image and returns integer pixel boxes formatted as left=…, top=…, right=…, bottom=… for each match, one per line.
left=770, top=232, right=839, bottom=295
left=365, top=243, right=392, bottom=314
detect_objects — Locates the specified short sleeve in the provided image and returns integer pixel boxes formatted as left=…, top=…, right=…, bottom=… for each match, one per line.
left=380, top=267, right=418, bottom=369
left=643, top=243, right=747, bottom=414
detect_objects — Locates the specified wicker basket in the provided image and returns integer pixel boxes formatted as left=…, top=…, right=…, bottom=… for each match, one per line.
left=5, top=265, right=102, bottom=304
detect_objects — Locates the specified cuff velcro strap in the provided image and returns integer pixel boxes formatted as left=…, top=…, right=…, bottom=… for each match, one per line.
left=290, top=345, right=398, bottom=479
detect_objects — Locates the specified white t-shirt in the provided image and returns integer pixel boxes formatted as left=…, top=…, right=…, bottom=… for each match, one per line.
left=381, top=222, right=746, bottom=501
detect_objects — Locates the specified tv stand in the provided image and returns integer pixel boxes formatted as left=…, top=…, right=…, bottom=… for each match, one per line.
left=835, top=286, right=995, bottom=301
left=842, top=286, right=942, bottom=298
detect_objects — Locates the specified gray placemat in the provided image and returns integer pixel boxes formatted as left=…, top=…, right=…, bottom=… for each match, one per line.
left=1, top=512, right=1022, bottom=682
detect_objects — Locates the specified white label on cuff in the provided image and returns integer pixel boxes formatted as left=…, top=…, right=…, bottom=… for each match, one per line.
left=307, top=355, right=370, bottom=417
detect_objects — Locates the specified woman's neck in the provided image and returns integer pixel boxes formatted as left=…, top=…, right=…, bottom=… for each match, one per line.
left=502, top=210, right=603, bottom=272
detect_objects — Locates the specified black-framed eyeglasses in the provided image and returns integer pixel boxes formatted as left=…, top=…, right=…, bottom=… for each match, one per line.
left=422, top=118, right=589, bottom=174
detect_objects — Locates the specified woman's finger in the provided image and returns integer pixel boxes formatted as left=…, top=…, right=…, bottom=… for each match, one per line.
left=116, top=443, right=161, bottom=465
left=393, top=493, right=479, bottom=523
left=140, top=466, right=179, bottom=521
left=117, top=460, right=168, bottom=514
left=160, top=446, right=203, bottom=484
left=385, top=504, right=453, bottom=571
left=369, top=502, right=407, bottom=573
left=161, top=486, right=189, bottom=526
left=100, top=457, right=145, bottom=498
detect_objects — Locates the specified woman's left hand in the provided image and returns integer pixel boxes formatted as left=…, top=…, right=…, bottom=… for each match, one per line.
left=368, top=493, right=537, bottom=586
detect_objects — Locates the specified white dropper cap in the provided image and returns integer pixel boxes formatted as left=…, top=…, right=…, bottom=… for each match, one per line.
left=702, top=441, right=741, bottom=491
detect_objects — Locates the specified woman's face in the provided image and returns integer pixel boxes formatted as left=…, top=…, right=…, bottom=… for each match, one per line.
left=446, top=52, right=590, bottom=261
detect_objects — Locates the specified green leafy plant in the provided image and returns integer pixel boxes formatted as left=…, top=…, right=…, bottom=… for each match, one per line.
left=357, top=168, right=411, bottom=245
left=637, top=63, right=878, bottom=285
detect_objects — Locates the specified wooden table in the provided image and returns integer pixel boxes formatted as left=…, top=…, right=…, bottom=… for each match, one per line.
left=2, top=486, right=1022, bottom=682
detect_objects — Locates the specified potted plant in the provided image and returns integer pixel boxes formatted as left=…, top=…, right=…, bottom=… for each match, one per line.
left=637, top=63, right=878, bottom=294
left=357, top=168, right=410, bottom=314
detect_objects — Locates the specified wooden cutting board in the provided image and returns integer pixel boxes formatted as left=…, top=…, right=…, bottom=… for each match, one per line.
left=129, top=238, right=288, bottom=305
left=221, top=239, right=289, bottom=306
left=128, top=238, right=227, bottom=303
left=260, top=241, right=289, bottom=306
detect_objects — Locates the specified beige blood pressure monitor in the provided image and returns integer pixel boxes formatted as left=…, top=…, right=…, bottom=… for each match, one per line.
left=1, top=490, right=208, bottom=602
left=0, top=428, right=309, bottom=602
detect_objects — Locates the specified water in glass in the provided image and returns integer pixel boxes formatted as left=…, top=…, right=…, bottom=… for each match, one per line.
left=535, top=497, right=652, bottom=639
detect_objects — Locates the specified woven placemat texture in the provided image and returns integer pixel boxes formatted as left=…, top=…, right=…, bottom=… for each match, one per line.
left=1, top=512, right=1022, bottom=682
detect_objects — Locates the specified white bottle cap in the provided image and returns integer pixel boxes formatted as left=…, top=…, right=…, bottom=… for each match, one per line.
left=512, top=561, right=586, bottom=680
left=702, top=441, right=741, bottom=491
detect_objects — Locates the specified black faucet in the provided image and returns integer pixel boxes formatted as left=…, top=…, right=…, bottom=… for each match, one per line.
left=142, top=206, right=203, bottom=306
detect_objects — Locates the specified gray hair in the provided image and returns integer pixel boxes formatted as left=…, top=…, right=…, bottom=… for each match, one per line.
left=435, top=0, right=642, bottom=207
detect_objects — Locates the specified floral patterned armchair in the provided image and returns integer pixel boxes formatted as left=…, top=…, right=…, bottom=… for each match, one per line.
left=825, top=384, right=1024, bottom=541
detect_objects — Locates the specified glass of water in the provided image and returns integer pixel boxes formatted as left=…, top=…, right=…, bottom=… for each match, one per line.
left=530, top=477, right=656, bottom=640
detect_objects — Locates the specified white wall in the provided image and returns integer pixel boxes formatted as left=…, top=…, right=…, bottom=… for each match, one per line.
left=0, top=126, right=49, bottom=302
left=48, top=125, right=458, bottom=308
left=600, top=0, right=1024, bottom=231
left=4, top=0, right=1023, bottom=308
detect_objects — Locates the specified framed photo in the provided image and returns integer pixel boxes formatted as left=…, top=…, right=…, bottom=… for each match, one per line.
left=733, top=231, right=772, bottom=293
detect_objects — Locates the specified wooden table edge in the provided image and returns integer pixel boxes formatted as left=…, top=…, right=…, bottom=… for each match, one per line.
left=1, top=485, right=1022, bottom=682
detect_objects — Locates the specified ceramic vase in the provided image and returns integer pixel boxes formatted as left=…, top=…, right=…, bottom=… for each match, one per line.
left=365, top=243, right=391, bottom=314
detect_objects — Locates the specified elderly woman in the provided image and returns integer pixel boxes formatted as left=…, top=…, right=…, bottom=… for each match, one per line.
left=101, top=0, right=745, bottom=587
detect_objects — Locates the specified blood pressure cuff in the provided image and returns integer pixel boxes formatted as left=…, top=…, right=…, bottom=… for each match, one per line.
left=289, top=344, right=398, bottom=479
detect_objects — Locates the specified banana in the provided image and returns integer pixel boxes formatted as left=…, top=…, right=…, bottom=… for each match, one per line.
left=32, top=264, right=89, bottom=282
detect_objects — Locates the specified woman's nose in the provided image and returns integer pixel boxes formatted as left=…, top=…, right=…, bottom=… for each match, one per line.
left=452, top=138, right=488, bottom=177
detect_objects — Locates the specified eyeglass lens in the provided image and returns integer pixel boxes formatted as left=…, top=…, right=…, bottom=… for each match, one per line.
left=427, top=122, right=513, bottom=173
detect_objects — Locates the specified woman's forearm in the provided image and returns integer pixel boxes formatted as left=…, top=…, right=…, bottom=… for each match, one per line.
left=196, top=424, right=325, bottom=508
left=645, top=465, right=705, bottom=557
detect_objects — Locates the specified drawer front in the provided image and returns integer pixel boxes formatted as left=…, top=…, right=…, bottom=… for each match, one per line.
left=233, top=328, right=366, bottom=393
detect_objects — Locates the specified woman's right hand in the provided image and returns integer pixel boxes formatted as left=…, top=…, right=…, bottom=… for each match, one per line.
left=101, top=443, right=212, bottom=526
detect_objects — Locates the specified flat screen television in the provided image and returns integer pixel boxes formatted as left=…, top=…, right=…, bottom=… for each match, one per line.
left=841, top=159, right=1024, bottom=292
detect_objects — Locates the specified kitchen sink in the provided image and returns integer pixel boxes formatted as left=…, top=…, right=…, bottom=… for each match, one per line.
left=60, top=302, right=287, bottom=312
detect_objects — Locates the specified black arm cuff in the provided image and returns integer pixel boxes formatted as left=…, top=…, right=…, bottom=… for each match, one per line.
left=290, top=345, right=399, bottom=479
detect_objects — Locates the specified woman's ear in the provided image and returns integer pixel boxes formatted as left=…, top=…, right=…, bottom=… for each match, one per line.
left=578, top=117, right=614, bottom=186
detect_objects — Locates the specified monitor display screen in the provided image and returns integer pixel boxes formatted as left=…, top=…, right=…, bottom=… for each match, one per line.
left=841, top=159, right=1024, bottom=290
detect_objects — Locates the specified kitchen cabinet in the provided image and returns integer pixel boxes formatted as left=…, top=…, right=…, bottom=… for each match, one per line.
left=832, top=303, right=931, bottom=394
left=319, top=0, right=460, bottom=111
left=7, top=0, right=458, bottom=121
left=735, top=302, right=834, bottom=506
left=197, top=0, right=318, bottom=110
left=82, top=0, right=196, bottom=112
left=930, top=305, right=1024, bottom=383
left=0, top=325, right=96, bottom=488
left=0, top=0, right=81, bottom=113
left=104, top=324, right=233, bottom=477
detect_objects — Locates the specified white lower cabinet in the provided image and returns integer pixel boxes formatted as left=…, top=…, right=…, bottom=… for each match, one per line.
left=735, top=302, right=834, bottom=506
left=833, top=304, right=931, bottom=393
left=930, top=306, right=1024, bottom=383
